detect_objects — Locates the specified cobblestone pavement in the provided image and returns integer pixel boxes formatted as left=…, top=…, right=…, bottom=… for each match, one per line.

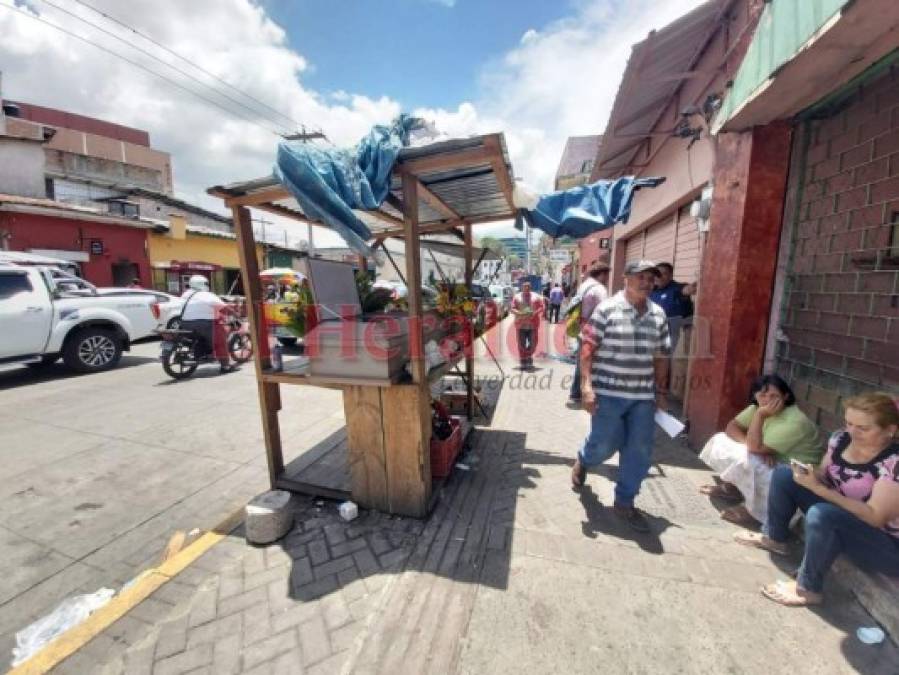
left=47, top=338, right=899, bottom=674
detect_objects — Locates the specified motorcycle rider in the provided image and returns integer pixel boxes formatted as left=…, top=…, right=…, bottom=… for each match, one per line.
left=180, top=275, right=237, bottom=374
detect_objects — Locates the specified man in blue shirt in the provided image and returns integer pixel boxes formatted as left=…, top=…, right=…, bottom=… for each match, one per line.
left=649, top=262, right=695, bottom=352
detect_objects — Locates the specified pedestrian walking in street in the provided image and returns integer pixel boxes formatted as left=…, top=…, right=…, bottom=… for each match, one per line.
left=511, top=281, right=544, bottom=369
left=548, top=283, right=564, bottom=323
left=571, top=260, right=671, bottom=532
left=567, top=262, right=609, bottom=406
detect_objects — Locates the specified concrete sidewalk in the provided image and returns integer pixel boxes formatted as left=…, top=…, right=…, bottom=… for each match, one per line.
left=52, top=348, right=897, bottom=674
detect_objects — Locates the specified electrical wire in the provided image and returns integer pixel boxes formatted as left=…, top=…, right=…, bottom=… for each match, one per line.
left=36, top=0, right=292, bottom=136
left=69, top=0, right=313, bottom=134
left=1, top=2, right=285, bottom=136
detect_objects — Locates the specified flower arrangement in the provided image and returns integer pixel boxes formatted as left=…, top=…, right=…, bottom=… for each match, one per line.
left=435, top=279, right=476, bottom=318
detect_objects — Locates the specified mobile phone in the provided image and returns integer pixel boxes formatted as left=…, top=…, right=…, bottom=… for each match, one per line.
left=790, top=459, right=811, bottom=475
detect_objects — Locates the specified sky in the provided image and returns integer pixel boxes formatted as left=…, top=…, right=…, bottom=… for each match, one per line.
left=0, top=0, right=705, bottom=246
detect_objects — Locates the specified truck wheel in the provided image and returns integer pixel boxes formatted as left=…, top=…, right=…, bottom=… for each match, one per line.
left=63, top=327, right=123, bottom=373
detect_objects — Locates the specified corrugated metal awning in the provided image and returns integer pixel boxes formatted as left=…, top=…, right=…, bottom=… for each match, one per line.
left=207, top=133, right=516, bottom=238
left=592, top=0, right=731, bottom=179
left=713, top=0, right=899, bottom=132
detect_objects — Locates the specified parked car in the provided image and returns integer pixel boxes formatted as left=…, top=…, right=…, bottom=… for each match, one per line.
left=95, top=288, right=184, bottom=329
left=0, top=264, right=159, bottom=372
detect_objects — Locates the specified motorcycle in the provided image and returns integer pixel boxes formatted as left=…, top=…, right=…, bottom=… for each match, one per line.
left=159, top=315, right=252, bottom=380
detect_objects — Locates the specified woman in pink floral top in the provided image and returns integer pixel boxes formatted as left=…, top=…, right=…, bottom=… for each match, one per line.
left=735, top=392, right=899, bottom=607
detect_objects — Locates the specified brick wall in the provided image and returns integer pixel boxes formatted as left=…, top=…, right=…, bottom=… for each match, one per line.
left=777, top=65, right=899, bottom=431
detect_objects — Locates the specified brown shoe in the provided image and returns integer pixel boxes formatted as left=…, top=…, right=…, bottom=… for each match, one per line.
left=613, top=505, right=651, bottom=533
left=571, top=460, right=586, bottom=488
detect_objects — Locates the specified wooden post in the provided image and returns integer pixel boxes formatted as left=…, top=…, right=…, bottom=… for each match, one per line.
left=463, top=222, right=475, bottom=420
left=232, top=205, right=285, bottom=487
left=402, top=173, right=426, bottom=385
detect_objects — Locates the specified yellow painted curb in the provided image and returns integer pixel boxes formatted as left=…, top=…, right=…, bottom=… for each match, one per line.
left=8, top=508, right=245, bottom=675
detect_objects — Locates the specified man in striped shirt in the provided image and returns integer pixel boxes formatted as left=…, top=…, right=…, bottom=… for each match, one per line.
left=571, top=260, right=672, bottom=532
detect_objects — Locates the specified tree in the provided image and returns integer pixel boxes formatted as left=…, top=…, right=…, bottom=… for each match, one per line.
left=477, top=236, right=506, bottom=258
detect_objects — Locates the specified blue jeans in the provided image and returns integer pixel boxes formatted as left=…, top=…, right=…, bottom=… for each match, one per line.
left=764, top=465, right=899, bottom=593
left=569, top=338, right=582, bottom=399
left=578, top=395, right=656, bottom=507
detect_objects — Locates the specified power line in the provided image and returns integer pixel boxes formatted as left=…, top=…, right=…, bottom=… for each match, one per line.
left=36, top=0, right=291, bottom=136
left=1, top=3, right=287, bottom=136
left=70, top=0, right=315, bottom=135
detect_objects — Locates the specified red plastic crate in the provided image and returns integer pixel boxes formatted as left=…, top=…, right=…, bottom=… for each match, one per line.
left=430, top=417, right=462, bottom=478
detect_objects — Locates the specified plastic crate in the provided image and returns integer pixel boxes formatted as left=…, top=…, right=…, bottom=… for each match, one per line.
left=430, top=417, right=462, bottom=478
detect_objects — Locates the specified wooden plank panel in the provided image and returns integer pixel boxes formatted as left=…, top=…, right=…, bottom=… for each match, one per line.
left=343, top=386, right=389, bottom=512
left=399, top=146, right=493, bottom=177
left=382, top=385, right=431, bottom=517
left=224, top=185, right=290, bottom=207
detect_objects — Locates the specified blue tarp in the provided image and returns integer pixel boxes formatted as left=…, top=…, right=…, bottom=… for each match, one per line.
left=274, top=115, right=419, bottom=255
left=515, top=176, right=665, bottom=238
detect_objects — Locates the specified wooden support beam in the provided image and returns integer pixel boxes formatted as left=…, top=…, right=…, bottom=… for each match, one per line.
left=384, top=193, right=405, bottom=214
left=233, top=205, right=285, bottom=486
left=224, top=185, right=291, bottom=208
left=367, top=208, right=405, bottom=228
left=483, top=135, right=515, bottom=212
left=374, top=219, right=462, bottom=239
left=401, top=173, right=427, bottom=386
left=398, top=145, right=493, bottom=177
left=463, top=222, right=475, bottom=420
left=414, top=179, right=460, bottom=221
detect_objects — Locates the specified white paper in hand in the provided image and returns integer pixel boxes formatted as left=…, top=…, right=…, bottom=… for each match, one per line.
left=655, top=410, right=685, bottom=438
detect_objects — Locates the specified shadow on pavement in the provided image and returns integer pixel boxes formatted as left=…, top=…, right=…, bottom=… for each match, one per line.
left=0, top=355, right=158, bottom=390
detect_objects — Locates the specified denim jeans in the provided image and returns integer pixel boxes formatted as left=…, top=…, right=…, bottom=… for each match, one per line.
left=764, top=465, right=899, bottom=593
left=570, top=338, right=582, bottom=399
left=578, top=395, right=656, bottom=507
left=517, top=327, right=536, bottom=364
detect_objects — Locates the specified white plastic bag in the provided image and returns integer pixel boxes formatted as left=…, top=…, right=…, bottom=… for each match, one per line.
left=11, top=588, right=115, bottom=666
left=512, top=181, right=540, bottom=210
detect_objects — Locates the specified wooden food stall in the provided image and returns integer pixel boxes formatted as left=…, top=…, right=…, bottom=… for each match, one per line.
left=208, top=134, right=516, bottom=517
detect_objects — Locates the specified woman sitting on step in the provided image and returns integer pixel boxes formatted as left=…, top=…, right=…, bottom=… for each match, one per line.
left=736, top=391, right=899, bottom=607
left=698, top=374, right=822, bottom=526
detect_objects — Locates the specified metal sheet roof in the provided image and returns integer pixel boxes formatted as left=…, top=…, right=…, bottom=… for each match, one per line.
left=592, top=0, right=731, bottom=179
left=714, top=0, right=899, bottom=132
left=207, top=133, right=516, bottom=236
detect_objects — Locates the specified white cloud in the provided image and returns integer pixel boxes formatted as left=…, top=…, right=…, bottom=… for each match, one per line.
left=415, top=0, right=707, bottom=195
left=425, top=0, right=456, bottom=7
left=0, top=0, right=705, bottom=247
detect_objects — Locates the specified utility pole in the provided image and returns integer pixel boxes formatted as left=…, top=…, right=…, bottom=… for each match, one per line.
left=283, top=125, right=326, bottom=143
left=281, top=127, right=324, bottom=255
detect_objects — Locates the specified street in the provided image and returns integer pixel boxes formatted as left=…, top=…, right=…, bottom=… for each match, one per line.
left=0, top=340, right=345, bottom=660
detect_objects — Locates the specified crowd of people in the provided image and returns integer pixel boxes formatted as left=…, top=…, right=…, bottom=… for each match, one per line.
left=562, top=258, right=899, bottom=609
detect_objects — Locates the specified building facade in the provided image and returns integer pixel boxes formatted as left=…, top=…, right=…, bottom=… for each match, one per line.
left=593, top=0, right=899, bottom=443
left=0, top=194, right=156, bottom=286
left=555, top=135, right=607, bottom=279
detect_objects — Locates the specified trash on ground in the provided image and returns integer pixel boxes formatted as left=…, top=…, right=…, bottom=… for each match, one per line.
left=455, top=463, right=471, bottom=471
left=856, top=626, right=885, bottom=645
left=338, top=500, right=359, bottom=522
left=11, top=588, right=115, bottom=666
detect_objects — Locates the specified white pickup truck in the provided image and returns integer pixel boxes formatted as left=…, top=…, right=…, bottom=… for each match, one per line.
left=0, top=263, right=160, bottom=372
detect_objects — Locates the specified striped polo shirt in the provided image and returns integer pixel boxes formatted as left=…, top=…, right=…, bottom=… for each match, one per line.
left=580, top=291, right=671, bottom=400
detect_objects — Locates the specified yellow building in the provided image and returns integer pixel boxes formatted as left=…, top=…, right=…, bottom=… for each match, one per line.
left=148, top=215, right=264, bottom=295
